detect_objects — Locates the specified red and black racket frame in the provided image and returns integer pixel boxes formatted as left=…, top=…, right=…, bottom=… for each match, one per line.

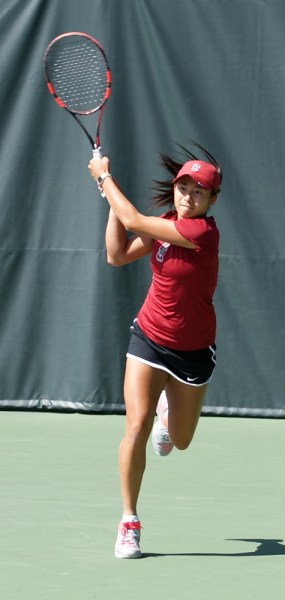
left=44, top=32, right=112, bottom=151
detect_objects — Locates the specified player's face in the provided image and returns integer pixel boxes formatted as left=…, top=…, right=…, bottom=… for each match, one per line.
left=174, top=176, right=216, bottom=219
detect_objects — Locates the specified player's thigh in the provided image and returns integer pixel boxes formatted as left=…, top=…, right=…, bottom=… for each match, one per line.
left=166, top=379, right=208, bottom=448
left=124, top=357, right=168, bottom=428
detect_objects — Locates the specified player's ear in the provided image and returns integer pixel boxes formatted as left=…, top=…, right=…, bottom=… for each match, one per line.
left=209, top=192, right=218, bottom=206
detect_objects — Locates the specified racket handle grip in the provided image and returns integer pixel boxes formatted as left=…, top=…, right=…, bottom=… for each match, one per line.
left=92, top=146, right=105, bottom=197
left=93, top=146, right=102, bottom=159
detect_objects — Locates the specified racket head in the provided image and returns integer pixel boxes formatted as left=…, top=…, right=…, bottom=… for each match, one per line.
left=44, top=32, right=111, bottom=115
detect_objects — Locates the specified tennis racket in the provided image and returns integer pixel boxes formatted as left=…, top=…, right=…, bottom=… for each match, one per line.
left=44, top=32, right=111, bottom=159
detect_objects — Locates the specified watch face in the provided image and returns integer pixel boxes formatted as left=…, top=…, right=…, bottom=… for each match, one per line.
left=97, top=173, right=111, bottom=185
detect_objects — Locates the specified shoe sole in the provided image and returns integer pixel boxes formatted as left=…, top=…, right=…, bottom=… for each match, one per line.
left=115, top=549, right=142, bottom=559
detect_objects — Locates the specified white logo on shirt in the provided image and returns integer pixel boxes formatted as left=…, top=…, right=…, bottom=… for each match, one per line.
left=156, top=242, right=170, bottom=262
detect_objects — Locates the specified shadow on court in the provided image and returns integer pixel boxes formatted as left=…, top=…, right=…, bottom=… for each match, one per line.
left=141, top=539, right=285, bottom=558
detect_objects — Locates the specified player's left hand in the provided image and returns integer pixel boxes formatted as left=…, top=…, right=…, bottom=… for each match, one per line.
left=88, top=155, right=110, bottom=180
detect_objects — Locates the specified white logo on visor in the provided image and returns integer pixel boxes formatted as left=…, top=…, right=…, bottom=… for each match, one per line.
left=190, top=163, right=201, bottom=172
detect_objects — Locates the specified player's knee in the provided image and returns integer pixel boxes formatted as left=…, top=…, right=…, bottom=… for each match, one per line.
left=126, top=418, right=152, bottom=446
left=172, top=432, right=194, bottom=451
left=175, top=440, right=191, bottom=451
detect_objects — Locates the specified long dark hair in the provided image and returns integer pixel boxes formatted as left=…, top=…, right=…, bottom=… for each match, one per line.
left=152, top=139, right=222, bottom=208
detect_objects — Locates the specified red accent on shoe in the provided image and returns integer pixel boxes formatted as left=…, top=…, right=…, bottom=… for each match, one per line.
left=119, top=521, right=141, bottom=532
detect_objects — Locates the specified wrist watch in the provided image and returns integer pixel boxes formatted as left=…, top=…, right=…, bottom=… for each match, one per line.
left=96, top=172, right=112, bottom=186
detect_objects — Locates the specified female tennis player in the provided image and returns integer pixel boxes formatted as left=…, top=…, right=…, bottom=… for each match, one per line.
left=88, top=142, right=222, bottom=559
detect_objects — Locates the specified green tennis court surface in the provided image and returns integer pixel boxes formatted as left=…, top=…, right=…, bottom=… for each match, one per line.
left=0, top=412, right=284, bottom=600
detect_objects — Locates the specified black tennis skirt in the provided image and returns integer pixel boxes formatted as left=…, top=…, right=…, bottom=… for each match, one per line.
left=126, top=320, right=216, bottom=386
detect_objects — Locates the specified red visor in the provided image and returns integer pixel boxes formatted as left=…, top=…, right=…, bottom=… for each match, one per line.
left=174, top=160, right=221, bottom=191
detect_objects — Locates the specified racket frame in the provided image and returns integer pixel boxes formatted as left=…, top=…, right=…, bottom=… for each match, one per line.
left=44, top=31, right=111, bottom=152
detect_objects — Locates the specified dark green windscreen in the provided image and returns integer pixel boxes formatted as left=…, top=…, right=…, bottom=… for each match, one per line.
left=0, top=0, right=284, bottom=416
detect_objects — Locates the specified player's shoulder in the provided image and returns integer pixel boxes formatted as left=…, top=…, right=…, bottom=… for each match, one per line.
left=175, top=216, right=219, bottom=250
left=160, top=209, right=177, bottom=221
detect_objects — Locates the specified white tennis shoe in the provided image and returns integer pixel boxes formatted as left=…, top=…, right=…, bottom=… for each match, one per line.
left=152, top=391, right=174, bottom=456
left=115, top=521, right=142, bottom=559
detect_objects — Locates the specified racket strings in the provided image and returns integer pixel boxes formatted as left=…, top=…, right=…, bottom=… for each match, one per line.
left=47, top=38, right=109, bottom=113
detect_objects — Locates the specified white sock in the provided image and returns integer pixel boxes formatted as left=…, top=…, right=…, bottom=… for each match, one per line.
left=122, top=514, right=139, bottom=523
